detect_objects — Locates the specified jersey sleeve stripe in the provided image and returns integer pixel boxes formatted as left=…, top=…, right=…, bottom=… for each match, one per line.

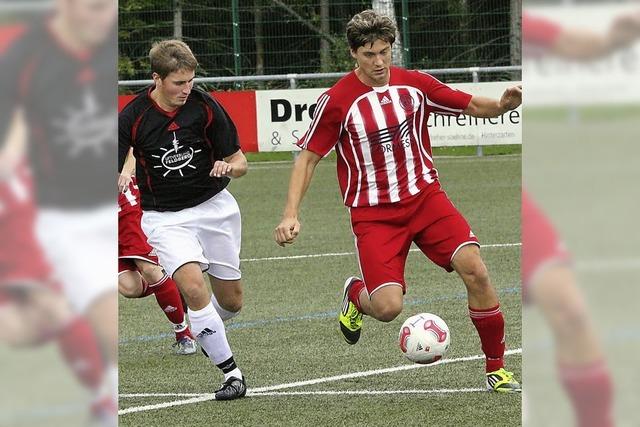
left=301, top=93, right=330, bottom=149
left=424, top=95, right=465, bottom=113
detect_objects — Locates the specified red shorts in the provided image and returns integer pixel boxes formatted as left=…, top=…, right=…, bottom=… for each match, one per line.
left=350, top=183, right=479, bottom=295
left=521, top=191, right=571, bottom=303
left=0, top=212, right=57, bottom=306
left=118, top=204, right=157, bottom=274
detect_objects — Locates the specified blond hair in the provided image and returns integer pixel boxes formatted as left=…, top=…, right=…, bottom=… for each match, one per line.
left=149, top=39, right=198, bottom=79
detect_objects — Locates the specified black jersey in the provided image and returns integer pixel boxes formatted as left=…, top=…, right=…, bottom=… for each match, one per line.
left=0, top=18, right=116, bottom=209
left=118, top=86, right=241, bottom=212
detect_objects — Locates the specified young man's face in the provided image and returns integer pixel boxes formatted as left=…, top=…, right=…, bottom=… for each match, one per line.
left=153, top=69, right=195, bottom=110
left=58, top=0, right=117, bottom=46
left=351, top=39, right=392, bottom=86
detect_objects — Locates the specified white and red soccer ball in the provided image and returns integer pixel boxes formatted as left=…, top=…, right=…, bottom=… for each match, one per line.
left=398, top=313, right=451, bottom=364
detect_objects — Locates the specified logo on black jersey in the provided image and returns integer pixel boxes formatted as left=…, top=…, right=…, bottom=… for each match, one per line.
left=52, top=90, right=116, bottom=157
left=151, top=131, right=202, bottom=177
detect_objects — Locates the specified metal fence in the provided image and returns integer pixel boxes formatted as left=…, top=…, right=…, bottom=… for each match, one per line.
left=119, top=0, right=521, bottom=86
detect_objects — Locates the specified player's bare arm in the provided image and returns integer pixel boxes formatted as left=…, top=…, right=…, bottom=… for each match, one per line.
left=209, top=149, right=248, bottom=179
left=274, top=149, right=322, bottom=247
left=463, top=85, right=522, bottom=118
left=552, top=11, right=640, bottom=59
left=0, top=109, right=27, bottom=179
left=118, top=148, right=136, bottom=193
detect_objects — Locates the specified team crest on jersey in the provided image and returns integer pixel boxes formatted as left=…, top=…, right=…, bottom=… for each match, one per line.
left=151, top=132, right=202, bottom=177
left=399, top=94, right=415, bottom=111
left=52, top=90, right=117, bottom=157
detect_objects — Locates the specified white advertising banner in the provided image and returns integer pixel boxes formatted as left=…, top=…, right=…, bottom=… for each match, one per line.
left=255, top=81, right=522, bottom=152
left=524, top=4, right=640, bottom=106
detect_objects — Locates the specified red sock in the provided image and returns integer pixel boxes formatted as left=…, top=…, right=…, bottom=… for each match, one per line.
left=469, top=305, right=505, bottom=372
left=559, top=360, right=614, bottom=427
left=148, top=275, right=193, bottom=340
left=348, top=278, right=366, bottom=311
left=57, top=317, right=105, bottom=390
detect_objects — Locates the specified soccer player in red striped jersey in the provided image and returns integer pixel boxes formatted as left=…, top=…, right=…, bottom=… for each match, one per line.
left=274, top=9, right=522, bottom=393
left=520, top=10, right=640, bottom=426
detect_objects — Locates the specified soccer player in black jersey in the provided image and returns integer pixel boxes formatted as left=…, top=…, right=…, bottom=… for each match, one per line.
left=0, top=1, right=118, bottom=423
left=118, top=40, right=248, bottom=400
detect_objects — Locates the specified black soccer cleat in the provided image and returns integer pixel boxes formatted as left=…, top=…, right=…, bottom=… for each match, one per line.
left=214, top=376, right=247, bottom=401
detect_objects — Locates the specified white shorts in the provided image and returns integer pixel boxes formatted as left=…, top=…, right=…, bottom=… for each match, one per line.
left=36, top=205, right=117, bottom=313
left=141, top=189, right=242, bottom=280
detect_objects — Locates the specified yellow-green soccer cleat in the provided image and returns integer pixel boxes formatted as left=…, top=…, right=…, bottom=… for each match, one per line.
left=339, top=277, right=363, bottom=345
left=486, top=368, right=522, bottom=393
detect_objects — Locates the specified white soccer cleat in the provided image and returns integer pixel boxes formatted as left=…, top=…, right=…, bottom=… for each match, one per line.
left=173, top=336, right=198, bottom=355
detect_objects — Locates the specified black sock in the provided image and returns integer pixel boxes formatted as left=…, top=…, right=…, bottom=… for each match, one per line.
left=216, top=356, right=237, bottom=374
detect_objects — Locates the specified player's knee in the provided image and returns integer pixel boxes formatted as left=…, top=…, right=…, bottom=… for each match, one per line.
left=461, top=259, right=490, bottom=289
left=181, top=282, right=209, bottom=307
left=137, top=262, right=164, bottom=284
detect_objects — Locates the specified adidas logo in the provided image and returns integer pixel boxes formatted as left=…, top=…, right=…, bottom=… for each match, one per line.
left=164, top=305, right=177, bottom=313
left=469, top=230, right=475, bottom=238
left=380, top=95, right=392, bottom=105
left=487, top=374, right=499, bottom=387
left=416, top=343, right=423, bottom=351
left=167, top=121, right=180, bottom=131
left=197, top=328, right=216, bottom=339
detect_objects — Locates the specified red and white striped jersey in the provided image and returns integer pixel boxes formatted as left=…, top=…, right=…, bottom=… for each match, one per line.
left=297, top=66, right=472, bottom=207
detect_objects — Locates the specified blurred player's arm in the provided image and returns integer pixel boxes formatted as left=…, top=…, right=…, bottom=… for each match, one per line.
left=541, top=11, right=640, bottom=60
left=274, top=149, right=322, bottom=246
left=0, top=109, right=27, bottom=178
left=118, top=110, right=133, bottom=174
left=463, top=85, right=522, bottom=118
left=118, top=148, right=135, bottom=192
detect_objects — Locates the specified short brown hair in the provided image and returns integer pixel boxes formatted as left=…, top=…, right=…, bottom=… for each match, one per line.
left=346, top=9, right=397, bottom=51
left=149, top=39, right=198, bottom=79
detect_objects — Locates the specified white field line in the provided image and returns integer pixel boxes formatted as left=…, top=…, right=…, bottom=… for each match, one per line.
left=121, top=388, right=486, bottom=399
left=249, top=155, right=521, bottom=169
left=248, top=388, right=486, bottom=396
left=575, top=257, right=640, bottom=272
left=119, top=348, right=521, bottom=415
left=241, top=243, right=521, bottom=263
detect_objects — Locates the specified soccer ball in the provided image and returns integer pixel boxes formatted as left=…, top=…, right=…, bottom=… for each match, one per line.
left=398, top=313, right=451, bottom=364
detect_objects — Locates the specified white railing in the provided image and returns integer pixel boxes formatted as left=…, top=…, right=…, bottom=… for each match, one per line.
left=118, top=65, right=521, bottom=89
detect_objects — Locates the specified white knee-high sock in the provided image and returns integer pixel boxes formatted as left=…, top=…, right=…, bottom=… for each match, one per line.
left=188, top=302, right=233, bottom=365
left=210, top=294, right=239, bottom=321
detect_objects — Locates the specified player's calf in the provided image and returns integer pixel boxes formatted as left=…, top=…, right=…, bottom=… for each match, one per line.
left=210, top=276, right=243, bottom=319
left=118, top=271, right=144, bottom=298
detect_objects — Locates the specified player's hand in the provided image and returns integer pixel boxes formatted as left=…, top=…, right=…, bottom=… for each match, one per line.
left=118, top=173, right=132, bottom=193
left=610, top=11, right=640, bottom=47
left=210, top=160, right=233, bottom=178
left=499, top=85, right=522, bottom=111
left=274, top=217, right=301, bottom=247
